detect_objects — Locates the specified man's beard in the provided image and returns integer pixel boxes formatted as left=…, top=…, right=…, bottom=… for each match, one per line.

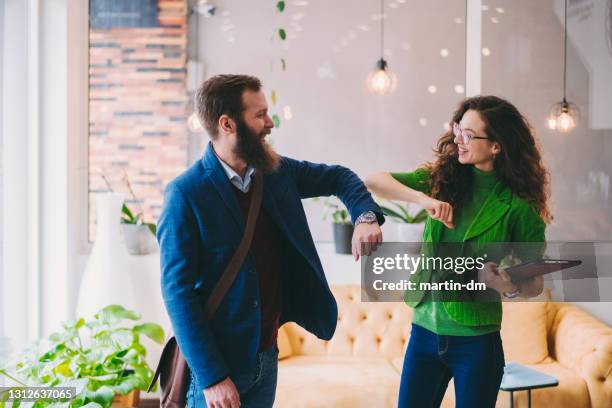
left=233, top=119, right=281, bottom=173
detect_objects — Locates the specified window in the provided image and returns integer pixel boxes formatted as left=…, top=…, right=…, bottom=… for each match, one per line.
left=481, top=0, right=612, bottom=240
left=87, top=0, right=190, bottom=241
left=1, top=0, right=32, bottom=370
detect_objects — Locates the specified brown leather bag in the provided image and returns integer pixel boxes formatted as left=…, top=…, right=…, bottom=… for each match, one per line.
left=147, top=172, right=263, bottom=408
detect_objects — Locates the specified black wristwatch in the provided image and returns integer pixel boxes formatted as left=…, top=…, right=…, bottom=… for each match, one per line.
left=355, top=211, right=378, bottom=226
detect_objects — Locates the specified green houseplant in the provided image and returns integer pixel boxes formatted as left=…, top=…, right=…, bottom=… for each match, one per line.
left=314, top=197, right=353, bottom=255
left=379, top=201, right=428, bottom=225
left=378, top=200, right=428, bottom=243
left=101, top=172, right=157, bottom=255
left=0, top=305, right=165, bottom=408
left=120, top=200, right=158, bottom=256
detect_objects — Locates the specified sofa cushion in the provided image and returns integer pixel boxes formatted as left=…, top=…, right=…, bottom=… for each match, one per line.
left=284, top=286, right=412, bottom=359
left=275, top=356, right=400, bottom=407
left=501, top=301, right=549, bottom=364
left=390, top=356, right=403, bottom=374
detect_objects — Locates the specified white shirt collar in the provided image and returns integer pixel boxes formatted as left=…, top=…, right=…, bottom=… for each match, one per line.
left=212, top=147, right=256, bottom=193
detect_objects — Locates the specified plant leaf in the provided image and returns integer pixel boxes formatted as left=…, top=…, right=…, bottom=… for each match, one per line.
left=271, top=90, right=277, bottom=105
left=110, top=330, right=133, bottom=350
left=130, top=343, right=146, bottom=357
left=413, top=209, right=428, bottom=223
left=111, top=375, right=145, bottom=396
left=96, top=305, right=140, bottom=324
left=380, top=206, right=408, bottom=223
left=276, top=1, right=285, bottom=12
left=86, top=386, right=114, bottom=407
left=281, top=58, right=287, bottom=71
left=53, top=361, right=73, bottom=378
left=39, top=350, right=57, bottom=363
left=272, top=114, right=280, bottom=128
left=87, top=373, right=118, bottom=382
left=145, top=223, right=156, bottom=237
left=133, top=324, right=165, bottom=345
left=121, top=204, right=136, bottom=222
left=74, top=318, right=85, bottom=330
left=278, top=28, right=286, bottom=40
left=395, top=202, right=411, bottom=219
left=80, top=403, right=103, bottom=408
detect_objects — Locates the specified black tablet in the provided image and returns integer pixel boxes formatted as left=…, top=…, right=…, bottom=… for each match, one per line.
left=505, top=259, right=582, bottom=282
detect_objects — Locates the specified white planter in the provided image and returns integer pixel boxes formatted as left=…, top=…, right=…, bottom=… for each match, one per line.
left=76, top=192, right=136, bottom=320
left=396, top=223, right=425, bottom=242
left=121, top=223, right=158, bottom=255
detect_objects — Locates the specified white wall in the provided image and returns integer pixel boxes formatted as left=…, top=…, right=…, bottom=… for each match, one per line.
left=191, top=0, right=612, bottom=239
left=191, top=0, right=467, bottom=241
left=481, top=0, right=612, bottom=325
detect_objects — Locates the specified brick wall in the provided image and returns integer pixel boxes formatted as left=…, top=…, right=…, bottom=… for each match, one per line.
left=88, top=0, right=188, bottom=240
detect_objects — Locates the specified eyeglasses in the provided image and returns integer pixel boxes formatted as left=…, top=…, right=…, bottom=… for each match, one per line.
left=452, top=122, right=489, bottom=144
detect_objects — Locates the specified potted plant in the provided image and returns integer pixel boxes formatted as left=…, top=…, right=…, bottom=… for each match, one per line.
left=379, top=200, right=428, bottom=243
left=101, top=172, right=158, bottom=255
left=0, top=305, right=165, bottom=408
left=319, top=197, right=353, bottom=255
left=120, top=204, right=158, bottom=255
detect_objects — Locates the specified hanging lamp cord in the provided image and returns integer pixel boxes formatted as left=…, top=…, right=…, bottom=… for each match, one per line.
left=563, top=0, right=568, bottom=101
left=380, top=0, right=384, bottom=59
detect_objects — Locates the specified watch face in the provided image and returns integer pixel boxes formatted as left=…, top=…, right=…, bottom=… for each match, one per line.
left=362, top=213, right=377, bottom=223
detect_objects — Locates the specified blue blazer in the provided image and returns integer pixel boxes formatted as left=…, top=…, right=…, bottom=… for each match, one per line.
left=158, top=142, right=384, bottom=390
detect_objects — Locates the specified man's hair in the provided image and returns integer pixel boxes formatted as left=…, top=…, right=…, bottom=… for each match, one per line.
left=195, top=74, right=262, bottom=138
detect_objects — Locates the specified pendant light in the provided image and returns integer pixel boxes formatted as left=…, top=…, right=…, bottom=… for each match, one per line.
left=367, top=0, right=397, bottom=94
left=547, top=0, right=580, bottom=133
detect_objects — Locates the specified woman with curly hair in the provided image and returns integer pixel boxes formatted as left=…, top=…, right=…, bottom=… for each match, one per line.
left=366, top=95, right=551, bottom=408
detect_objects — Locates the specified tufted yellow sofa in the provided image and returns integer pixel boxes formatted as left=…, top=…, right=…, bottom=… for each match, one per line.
left=274, top=285, right=612, bottom=408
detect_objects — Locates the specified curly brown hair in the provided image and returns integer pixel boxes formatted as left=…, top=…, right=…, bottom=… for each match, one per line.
left=425, top=95, right=552, bottom=223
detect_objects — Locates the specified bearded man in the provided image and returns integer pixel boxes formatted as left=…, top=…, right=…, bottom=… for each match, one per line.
left=157, top=74, right=384, bottom=408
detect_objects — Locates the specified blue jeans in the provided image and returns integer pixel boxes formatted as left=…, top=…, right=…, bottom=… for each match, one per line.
left=398, top=324, right=505, bottom=408
left=187, top=345, right=279, bottom=408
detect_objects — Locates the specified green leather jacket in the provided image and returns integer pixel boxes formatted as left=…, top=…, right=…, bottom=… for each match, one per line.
left=393, top=168, right=547, bottom=326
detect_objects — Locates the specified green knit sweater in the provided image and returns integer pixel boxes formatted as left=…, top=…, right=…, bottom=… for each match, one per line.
left=412, top=166, right=501, bottom=336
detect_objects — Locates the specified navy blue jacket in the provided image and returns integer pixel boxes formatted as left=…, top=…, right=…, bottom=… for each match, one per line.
left=157, top=143, right=384, bottom=390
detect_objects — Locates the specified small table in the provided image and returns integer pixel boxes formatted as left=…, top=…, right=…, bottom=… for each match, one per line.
left=500, top=362, right=559, bottom=408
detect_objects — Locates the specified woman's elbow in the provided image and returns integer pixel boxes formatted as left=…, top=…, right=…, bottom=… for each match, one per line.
left=365, top=172, right=387, bottom=192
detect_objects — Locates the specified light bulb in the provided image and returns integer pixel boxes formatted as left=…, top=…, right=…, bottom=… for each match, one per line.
left=369, top=69, right=392, bottom=94
left=557, top=111, right=575, bottom=132
left=367, top=59, right=397, bottom=95
left=547, top=100, right=580, bottom=133
left=188, top=112, right=204, bottom=132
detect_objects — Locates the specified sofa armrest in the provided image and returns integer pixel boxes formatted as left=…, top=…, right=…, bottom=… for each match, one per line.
left=277, top=324, right=293, bottom=360
left=549, top=303, right=612, bottom=408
